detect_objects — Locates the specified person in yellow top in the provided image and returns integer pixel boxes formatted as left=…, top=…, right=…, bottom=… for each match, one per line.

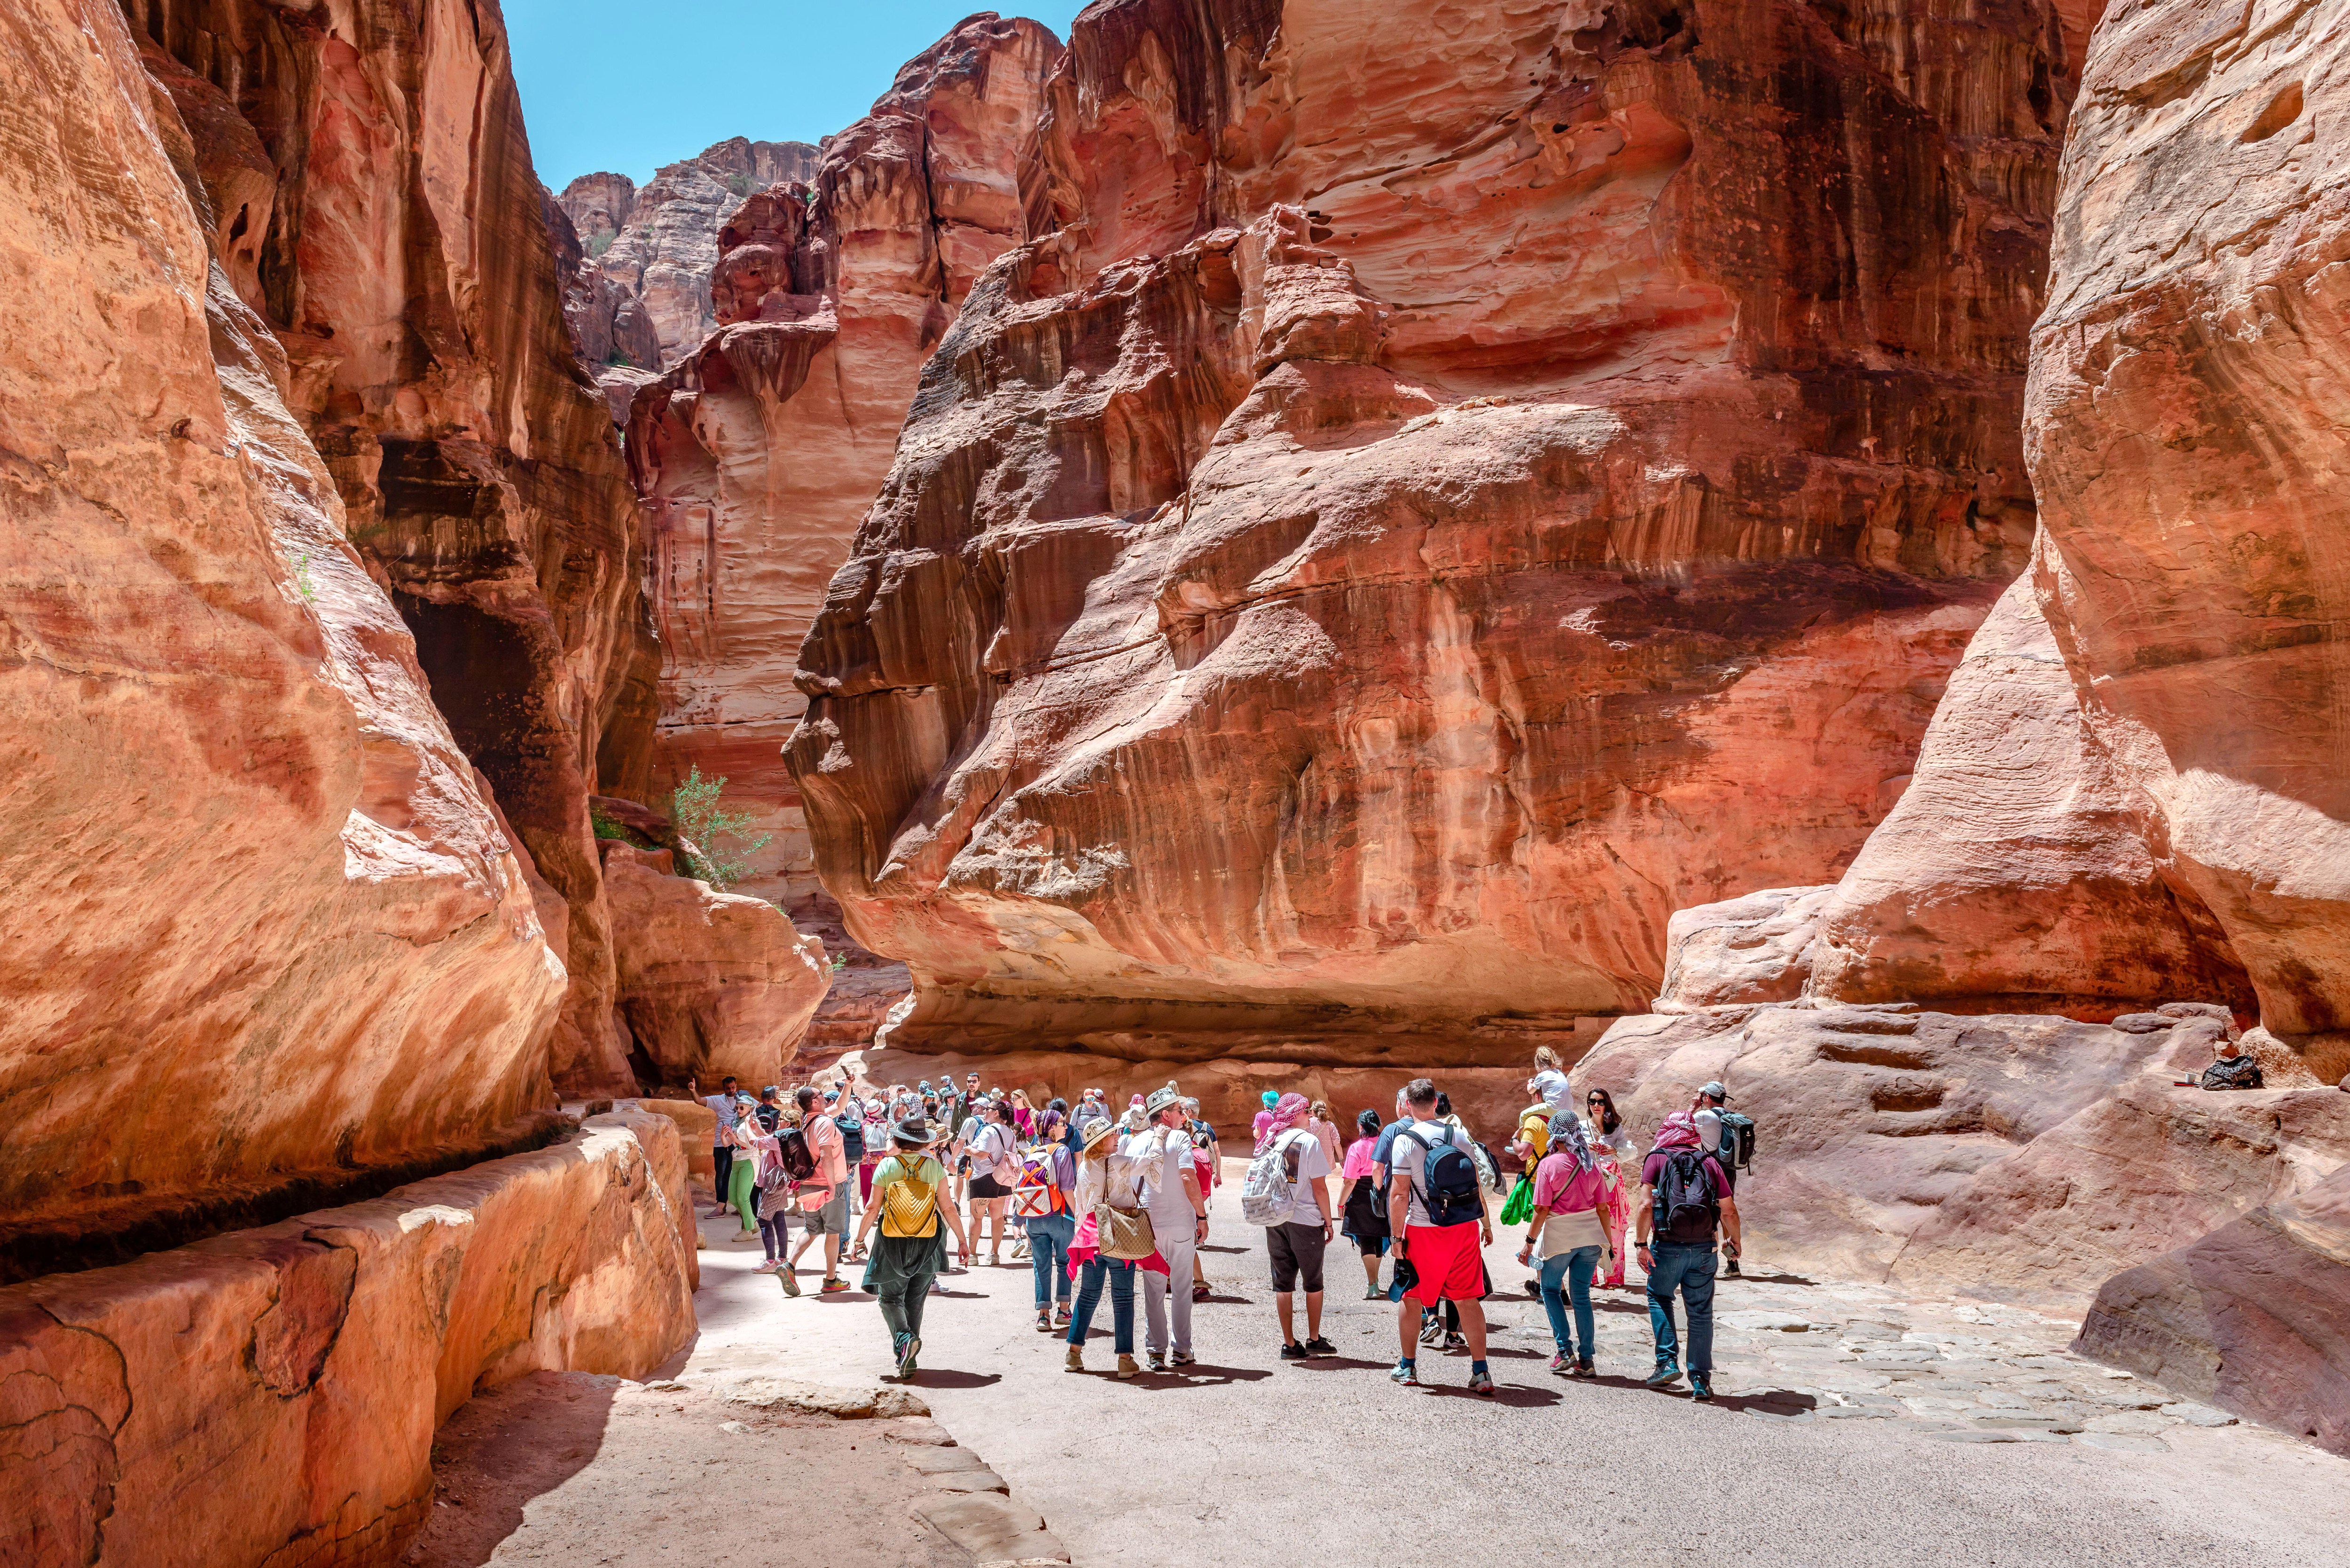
left=854, top=1115, right=973, bottom=1380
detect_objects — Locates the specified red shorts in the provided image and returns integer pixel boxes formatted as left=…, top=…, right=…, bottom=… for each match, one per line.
left=1402, top=1222, right=1484, bottom=1304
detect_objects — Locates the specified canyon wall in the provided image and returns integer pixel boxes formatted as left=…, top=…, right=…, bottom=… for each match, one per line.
left=0, top=0, right=577, bottom=1240
left=625, top=14, right=1059, bottom=908
left=790, top=0, right=2077, bottom=1073
left=118, top=0, right=674, bottom=1096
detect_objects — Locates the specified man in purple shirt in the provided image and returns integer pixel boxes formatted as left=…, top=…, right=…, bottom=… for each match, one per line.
left=1633, top=1113, right=1743, bottom=1402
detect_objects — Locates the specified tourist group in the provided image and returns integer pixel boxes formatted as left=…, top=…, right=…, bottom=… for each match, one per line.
left=692, top=1049, right=1754, bottom=1396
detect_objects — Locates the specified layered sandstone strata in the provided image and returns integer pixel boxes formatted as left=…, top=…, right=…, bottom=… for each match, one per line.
left=0, top=1109, right=697, bottom=1568
left=1802, top=0, right=2350, bottom=1080
left=627, top=15, right=1058, bottom=904
left=0, top=0, right=577, bottom=1235
left=123, top=0, right=665, bottom=1095
left=787, top=0, right=2075, bottom=1066
left=560, top=138, right=822, bottom=371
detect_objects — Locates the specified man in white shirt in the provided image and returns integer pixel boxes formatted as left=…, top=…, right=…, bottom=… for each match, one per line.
left=1260, top=1093, right=1335, bottom=1360
left=1124, top=1082, right=1207, bottom=1371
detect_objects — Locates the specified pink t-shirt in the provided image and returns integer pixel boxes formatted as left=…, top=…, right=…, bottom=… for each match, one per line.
left=803, top=1111, right=848, bottom=1191
left=1341, top=1138, right=1378, bottom=1180
left=1532, top=1150, right=1604, bottom=1214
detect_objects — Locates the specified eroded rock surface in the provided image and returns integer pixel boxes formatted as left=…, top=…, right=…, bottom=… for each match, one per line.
left=0, top=0, right=581, bottom=1235
left=0, top=1109, right=695, bottom=1568
left=119, top=0, right=666, bottom=1096
left=787, top=0, right=2076, bottom=1069
left=628, top=15, right=1058, bottom=904
left=603, top=842, right=830, bottom=1090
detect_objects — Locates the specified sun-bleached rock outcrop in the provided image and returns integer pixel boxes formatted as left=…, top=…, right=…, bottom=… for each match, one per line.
left=602, top=841, right=830, bottom=1090
left=787, top=0, right=2075, bottom=1069
left=121, top=0, right=665, bottom=1096
left=627, top=14, right=1058, bottom=905
left=0, top=1108, right=696, bottom=1568
left=562, top=138, right=821, bottom=372
left=0, top=0, right=575, bottom=1238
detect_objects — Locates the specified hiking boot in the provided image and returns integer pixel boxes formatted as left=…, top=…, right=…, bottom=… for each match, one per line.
left=1469, top=1369, right=1496, bottom=1396
left=1645, top=1362, right=1684, bottom=1389
left=820, top=1278, right=848, bottom=1294
left=1170, top=1350, right=1197, bottom=1367
left=1390, top=1361, right=1420, bottom=1387
left=1303, top=1336, right=1337, bottom=1357
left=1146, top=1352, right=1167, bottom=1373
left=1117, top=1355, right=1141, bottom=1380
left=1573, top=1360, right=1596, bottom=1378
left=1035, top=1312, right=1056, bottom=1334
left=896, top=1336, right=921, bottom=1378
left=1525, top=1278, right=1543, bottom=1298
left=1064, top=1346, right=1085, bottom=1373
left=1547, top=1353, right=1571, bottom=1375
left=1443, top=1332, right=1468, bottom=1351
left=1280, top=1341, right=1308, bottom=1361
left=1690, top=1373, right=1715, bottom=1401
left=778, top=1267, right=800, bottom=1297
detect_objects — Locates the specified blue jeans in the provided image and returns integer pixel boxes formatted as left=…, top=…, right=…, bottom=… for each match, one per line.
left=1067, top=1256, right=1137, bottom=1353
left=1028, top=1213, right=1076, bottom=1308
left=1539, top=1245, right=1600, bottom=1362
left=1647, top=1241, right=1718, bottom=1374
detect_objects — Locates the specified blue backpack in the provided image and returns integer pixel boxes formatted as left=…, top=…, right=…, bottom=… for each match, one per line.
left=1397, top=1126, right=1482, bottom=1227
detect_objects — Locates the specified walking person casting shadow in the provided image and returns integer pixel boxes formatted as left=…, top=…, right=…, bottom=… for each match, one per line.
left=1385, top=1078, right=1497, bottom=1396
left=851, top=1114, right=973, bottom=1380
left=1634, top=1111, right=1742, bottom=1401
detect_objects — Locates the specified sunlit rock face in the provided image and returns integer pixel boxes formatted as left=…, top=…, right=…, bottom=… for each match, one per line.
left=785, top=0, right=2075, bottom=1066
left=0, top=0, right=580, bottom=1236
left=626, top=14, right=1059, bottom=906
left=556, top=137, right=822, bottom=389
left=119, top=0, right=665, bottom=1095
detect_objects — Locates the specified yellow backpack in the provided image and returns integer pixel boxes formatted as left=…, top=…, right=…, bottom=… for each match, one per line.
left=880, top=1157, right=941, bottom=1239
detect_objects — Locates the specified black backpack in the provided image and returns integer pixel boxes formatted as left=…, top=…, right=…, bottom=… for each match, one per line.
left=777, top=1126, right=817, bottom=1184
left=836, top=1108, right=867, bottom=1163
left=1654, top=1149, right=1720, bottom=1242
left=1398, top=1126, right=1482, bottom=1228
left=1716, top=1111, right=1756, bottom=1171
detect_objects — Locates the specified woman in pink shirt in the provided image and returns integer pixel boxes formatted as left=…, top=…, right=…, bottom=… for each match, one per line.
left=1338, top=1109, right=1391, bottom=1298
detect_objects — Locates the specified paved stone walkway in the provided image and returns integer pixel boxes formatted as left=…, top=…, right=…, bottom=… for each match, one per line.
left=682, top=1163, right=2349, bottom=1567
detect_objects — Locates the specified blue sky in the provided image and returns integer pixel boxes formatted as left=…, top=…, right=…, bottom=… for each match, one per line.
left=507, top=2, right=1086, bottom=191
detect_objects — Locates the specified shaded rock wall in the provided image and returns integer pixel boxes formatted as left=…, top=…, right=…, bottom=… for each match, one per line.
left=1805, top=0, right=2350, bottom=1080
left=627, top=14, right=1058, bottom=905
left=2076, top=1161, right=2350, bottom=1458
left=0, top=0, right=573, bottom=1235
left=0, top=1108, right=696, bottom=1568
left=786, top=0, right=2078, bottom=1066
left=122, top=0, right=665, bottom=1095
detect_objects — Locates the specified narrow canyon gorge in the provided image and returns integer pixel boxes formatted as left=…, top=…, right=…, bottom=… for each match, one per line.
left=0, top=0, right=2344, bottom=1560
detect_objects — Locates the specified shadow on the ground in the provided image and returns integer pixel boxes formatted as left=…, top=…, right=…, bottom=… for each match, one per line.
left=1198, top=1243, right=1249, bottom=1254
left=405, top=1371, right=618, bottom=1567
left=1417, top=1379, right=1563, bottom=1408
left=1716, top=1389, right=1819, bottom=1415
left=1133, top=1364, right=1274, bottom=1388
left=906, top=1369, right=1004, bottom=1389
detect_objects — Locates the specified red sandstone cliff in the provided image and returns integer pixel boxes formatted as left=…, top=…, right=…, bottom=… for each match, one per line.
left=120, top=0, right=687, bottom=1095
left=626, top=14, right=1058, bottom=907
left=786, top=0, right=2076, bottom=1072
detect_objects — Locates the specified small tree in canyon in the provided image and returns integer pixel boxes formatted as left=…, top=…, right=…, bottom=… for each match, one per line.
left=670, top=766, right=769, bottom=890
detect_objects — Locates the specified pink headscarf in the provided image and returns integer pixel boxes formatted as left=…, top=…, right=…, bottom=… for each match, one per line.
left=1653, top=1111, right=1702, bottom=1152
left=1255, top=1092, right=1311, bottom=1154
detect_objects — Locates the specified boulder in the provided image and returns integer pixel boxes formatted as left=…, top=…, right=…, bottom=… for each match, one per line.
left=602, top=842, right=830, bottom=1090
left=1655, top=886, right=1835, bottom=1011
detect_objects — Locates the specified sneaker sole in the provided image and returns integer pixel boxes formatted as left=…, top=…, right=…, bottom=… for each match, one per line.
left=1646, top=1369, right=1683, bottom=1388
left=779, top=1274, right=800, bottom=1297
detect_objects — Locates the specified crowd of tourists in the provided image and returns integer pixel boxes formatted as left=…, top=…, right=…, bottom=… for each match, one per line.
left=689, top=1050, right=1753, bottom=1397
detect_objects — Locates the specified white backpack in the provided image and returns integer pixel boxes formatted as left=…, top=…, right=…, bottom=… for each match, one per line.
left=1241, top=1130, right=1309, bottom=1227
